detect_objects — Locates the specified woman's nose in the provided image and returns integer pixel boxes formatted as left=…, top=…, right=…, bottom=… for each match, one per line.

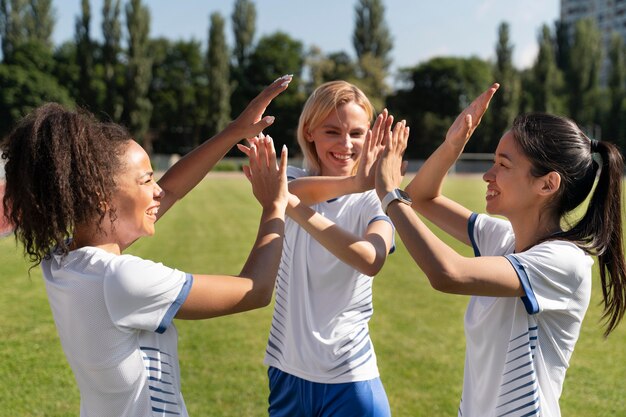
left=154, top=183, right=165, bottom=199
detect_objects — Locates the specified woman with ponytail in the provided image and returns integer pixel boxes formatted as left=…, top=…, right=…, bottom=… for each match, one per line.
left=375, top=83, right=626, bottom=417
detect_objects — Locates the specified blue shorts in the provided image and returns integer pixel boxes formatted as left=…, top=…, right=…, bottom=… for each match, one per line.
left=267, top=367, right=391, bottom=417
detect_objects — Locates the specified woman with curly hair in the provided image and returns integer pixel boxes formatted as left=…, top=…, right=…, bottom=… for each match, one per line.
left=1, top=76, right=292, bottom=416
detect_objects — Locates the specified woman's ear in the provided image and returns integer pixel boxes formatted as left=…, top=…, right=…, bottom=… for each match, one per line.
left=538, top=171, right=561, bottom=196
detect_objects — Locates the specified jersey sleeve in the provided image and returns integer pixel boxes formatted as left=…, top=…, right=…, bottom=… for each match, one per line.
left=361, top=190, right=395, bottom=253
left=468, top=213, right=516, bottom=257
left=104, top=255, right=193, bottom=333
left=505, top=241, right=593, bottom=315
left=286, top=165, right=307, bottom=181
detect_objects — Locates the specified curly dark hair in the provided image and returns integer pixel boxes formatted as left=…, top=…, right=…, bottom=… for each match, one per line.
left=1, top=103, right=131, bottom=266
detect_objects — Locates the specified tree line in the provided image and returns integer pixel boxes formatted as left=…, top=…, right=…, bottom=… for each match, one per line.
left=1, top=0, right=624, bottom=159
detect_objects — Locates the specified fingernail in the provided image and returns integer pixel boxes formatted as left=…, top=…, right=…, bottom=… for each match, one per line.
left=265, top=116, right=275, bottom=124
left=282, top=144, right=287, bottom=153
left=280, top=81, right=290, bottom=87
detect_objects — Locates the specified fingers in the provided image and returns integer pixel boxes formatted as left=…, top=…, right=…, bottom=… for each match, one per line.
left=371, top=109, right=388, bottom=149
left=278, top=144, right=288, bottom=176
left=253, top=74, right=293, bottom=107
left=236, top=143, right=251, bottom=156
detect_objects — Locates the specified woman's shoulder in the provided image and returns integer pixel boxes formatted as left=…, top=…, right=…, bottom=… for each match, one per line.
left=520, top=239, right=593, bottom=281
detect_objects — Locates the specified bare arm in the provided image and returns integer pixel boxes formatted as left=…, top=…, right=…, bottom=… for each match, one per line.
left=286, top=193, right=393, bottom=277
left=404, top=83, right=499, bottom=245
left=385, top=202, right=523, bottom=296
left=156, top=75, right=292, bottom=220
left=176, top=137, right=289, bottom=319
left=375, top=96, right=522, bottom=297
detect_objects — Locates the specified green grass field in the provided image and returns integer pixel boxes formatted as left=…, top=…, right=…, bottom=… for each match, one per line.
left=1, top=174, right=625, bottom=416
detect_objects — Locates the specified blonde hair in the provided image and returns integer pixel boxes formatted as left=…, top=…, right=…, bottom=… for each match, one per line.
left=297, top=81, right=374, bottom=175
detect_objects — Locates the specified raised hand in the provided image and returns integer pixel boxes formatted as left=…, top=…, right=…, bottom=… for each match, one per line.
left=354, top=109, right=392, bottom=191
left=242, top=135, right=289, bottom=212
left=375, top=118, right=410, bottom=199
left=229, top=74, right=293, bottom=140
left=445, top=83, right=499, bottom=149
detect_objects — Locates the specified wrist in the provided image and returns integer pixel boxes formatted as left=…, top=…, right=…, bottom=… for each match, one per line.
left=380, top=188, right=412, bottom=214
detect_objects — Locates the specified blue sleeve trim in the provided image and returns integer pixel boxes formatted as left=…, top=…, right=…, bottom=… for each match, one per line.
left=156, top=273, right=193, bottom=334
left=368, top=215, right=396, bottom=254
left=468, top=213, right=480, bottom=257
left=504, top=254, right=540, bottom=315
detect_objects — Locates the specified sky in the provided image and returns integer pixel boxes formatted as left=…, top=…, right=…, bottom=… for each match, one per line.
left=52, top=0, right=561, bottom=79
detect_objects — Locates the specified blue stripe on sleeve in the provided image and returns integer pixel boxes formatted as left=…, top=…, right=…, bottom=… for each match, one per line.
left=156, top=274, right=194, bottom=334
left=368, top=215, right=396, bottom=254
left=504, top=254, right=540, bottom=315
left=468, top=213, right=480, bottom=257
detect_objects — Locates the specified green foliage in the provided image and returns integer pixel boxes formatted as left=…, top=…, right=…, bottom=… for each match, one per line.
left=606, top=32, right=626, bottom=146
left=148, top=38, right=207, bottom=154
left=230, top=0, right=256, bottom=116
left=122, top=0, right=152, bottom=150
left=386, top=57, right=493, bottom=158
left=1, top=176, right=625, bottom=416
left=245, top=32, right=306, bottom=153
left=206, top=12, right=231, bottom=137
left=23, top=0, right=54, bottom=48
left=527, top=24, right=566, bottom=114
left=567, top=18, right=602, bottom=129
left=0, top=60, right=73, bottom=137
left=352, top=0, right=392, bottom=70
left=1, top=0, right=27, bottom=61
left=490, top=22, right=520, bottom=151
left=352, top=0, right=392, bottom=105
left=102, top=0, right=123, bottom=121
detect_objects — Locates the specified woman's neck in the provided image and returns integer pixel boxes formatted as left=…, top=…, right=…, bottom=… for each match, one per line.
left=509, top=211, right=561, bottom=253
left=71, top=225, right=123, bottom=255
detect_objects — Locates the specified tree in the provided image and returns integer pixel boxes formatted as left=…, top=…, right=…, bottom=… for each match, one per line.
left=305, top=47, right=357, bottom=94
left=352, top=0, right=392, bottom=69
left=606, top=32, right=626, bottom=147
left=0, top=0, right=26, bottom=62
left=148, top=39, right=206, bottom=154
left=75, top=0, right=95, bottom=110
left=245, top=32, right=305, bottom=152
left=567, top=18, right=601, bottom=130
left=23, top=0, right=54, bottom=48
left=352, top=0, right=392, bottom=106
left=231, top=0, right=255, bottom=69
left=102, top=0, right=122, bottom=121
left=206, top=12, right=230, bottom=138
left=490, top=22, right=519, bottom=150
left=529, top=24, right=565, bottom=113
left=230, top=0, right=256, bottom=115
left=387, top=57, right=493, bottom=158
left=0, top=41, right=73, bottom=137
left=122, top=0, right=153, bottom=152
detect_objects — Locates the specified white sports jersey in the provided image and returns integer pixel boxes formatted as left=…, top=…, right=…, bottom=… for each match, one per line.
left=459, top=213, right=592, bottom=417
left=264, top=166, right=393, bottom=383
left=41, top=246, right=192, bottom=417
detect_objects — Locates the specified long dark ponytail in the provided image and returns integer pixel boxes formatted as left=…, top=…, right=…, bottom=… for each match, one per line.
left=512, top=113, right=626, bottom=336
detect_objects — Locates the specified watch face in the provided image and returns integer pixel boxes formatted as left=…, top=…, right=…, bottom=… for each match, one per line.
left=397, top=189, right=411, bottom=200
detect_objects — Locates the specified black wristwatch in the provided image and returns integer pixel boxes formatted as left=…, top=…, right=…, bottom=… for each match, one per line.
left=381, top=189, right=412, bottom=214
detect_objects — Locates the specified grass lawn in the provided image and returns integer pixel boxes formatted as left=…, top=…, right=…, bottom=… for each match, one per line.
left=1, top=173, right=625, bottom=416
